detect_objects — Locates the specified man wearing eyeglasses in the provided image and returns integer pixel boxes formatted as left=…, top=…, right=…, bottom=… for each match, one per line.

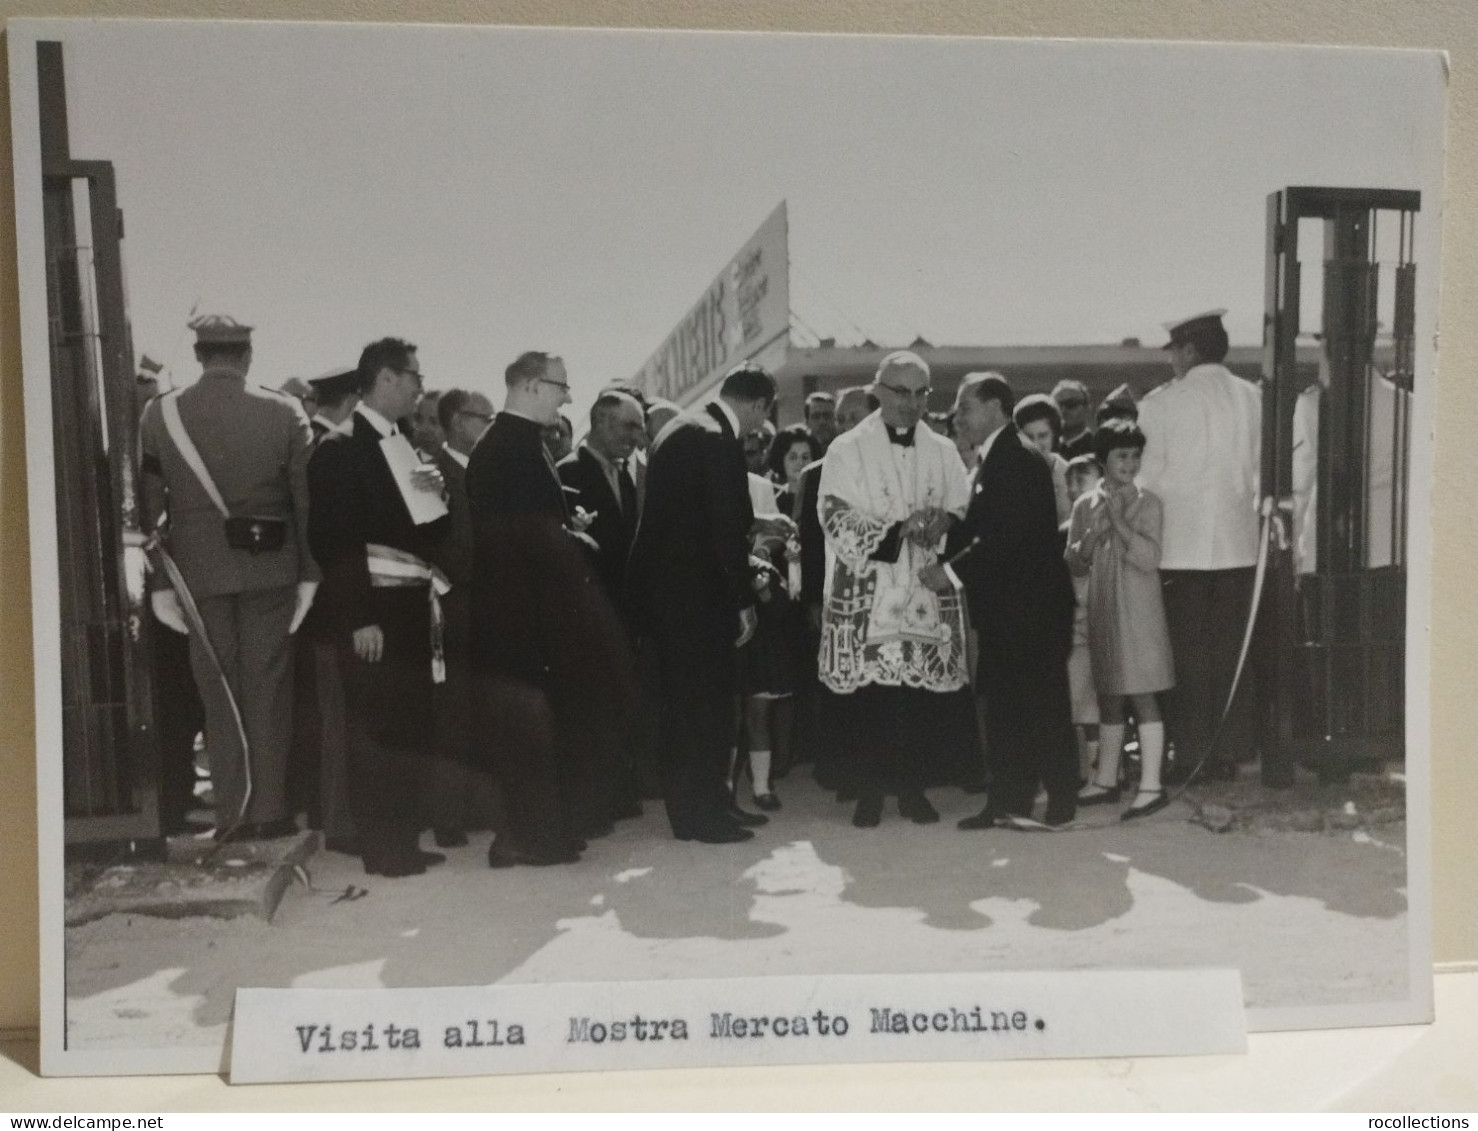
left=817, top=350, right=978, bottom=829
left=466, top=352, right=636, bottom=868
left=307, top=336, right=452, bottom=877
left=413, top=388, right=501, bottom=849
left=1052, top=379, right=1095, bottom=461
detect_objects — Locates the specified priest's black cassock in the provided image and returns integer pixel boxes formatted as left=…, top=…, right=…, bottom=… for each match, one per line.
left=464, top=411, right=634, bottom=862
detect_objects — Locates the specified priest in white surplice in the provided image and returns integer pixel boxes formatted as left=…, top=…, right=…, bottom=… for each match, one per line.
left=818, top=351, right=983, bottom=827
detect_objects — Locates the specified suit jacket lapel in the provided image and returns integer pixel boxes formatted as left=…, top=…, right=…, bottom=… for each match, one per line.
left=580, top=446, right=621, bottom=516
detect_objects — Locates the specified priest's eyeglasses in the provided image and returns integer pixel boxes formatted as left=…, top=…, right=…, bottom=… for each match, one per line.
left=878, top=382, right=931, bottom=400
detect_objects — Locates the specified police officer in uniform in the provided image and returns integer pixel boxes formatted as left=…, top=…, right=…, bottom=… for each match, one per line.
left=139, top=314, right=319, bottom=840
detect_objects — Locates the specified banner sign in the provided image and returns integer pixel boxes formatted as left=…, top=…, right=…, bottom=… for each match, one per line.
left=633, top=201, right=791, bottom=406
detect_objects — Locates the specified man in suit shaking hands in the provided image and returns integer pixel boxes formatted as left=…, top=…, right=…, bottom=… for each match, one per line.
left=927, top=372, right=1079, bottom=830
left=627, top=362, right=783, bottom=843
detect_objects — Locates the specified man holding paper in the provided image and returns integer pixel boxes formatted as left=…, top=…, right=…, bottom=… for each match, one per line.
left=139, top=314, right=319, bottom=842
left=307, top=337, right=452, bottom=877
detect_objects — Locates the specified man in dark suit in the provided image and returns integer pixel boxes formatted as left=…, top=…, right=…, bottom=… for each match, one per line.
left=930, top=372, right=1079, bottom=829
left=466, top=352, right=635, bottom=867
left=558, top=389, right=646, bottom=600
left=307, top=337, right=452, bottom=877
left=626, top=362, right=782, bottom=843
left=419, top=387, right=502, bottom=847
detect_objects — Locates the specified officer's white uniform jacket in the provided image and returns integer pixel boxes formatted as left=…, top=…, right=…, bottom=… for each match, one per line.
left=1136, top=362, right=1261, bottom=571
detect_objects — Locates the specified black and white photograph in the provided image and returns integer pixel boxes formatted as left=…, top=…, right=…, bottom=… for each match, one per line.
left=6, top=18, right=1443, bottom=1077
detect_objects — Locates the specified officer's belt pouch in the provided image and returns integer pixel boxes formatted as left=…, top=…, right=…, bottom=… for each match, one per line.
left=158, top=393, right=289, bottom=555
left=224, top=515, right=287, bottom=553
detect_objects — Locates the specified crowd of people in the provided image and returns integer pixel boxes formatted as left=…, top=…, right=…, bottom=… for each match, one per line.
left=135, top=307, right=1263, bottom=877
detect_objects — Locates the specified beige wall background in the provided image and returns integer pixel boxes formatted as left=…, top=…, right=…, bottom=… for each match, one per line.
left=1, top=0, right=1474, bottom=1043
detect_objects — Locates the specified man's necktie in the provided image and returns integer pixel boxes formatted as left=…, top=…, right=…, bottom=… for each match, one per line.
left=618, top=459, right=638, bottom=518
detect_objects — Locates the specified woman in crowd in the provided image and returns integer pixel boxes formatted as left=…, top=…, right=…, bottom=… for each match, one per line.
left=1065, top=417, right=1176, bottom=820
left=1014, top=393, right=1073, bottom=525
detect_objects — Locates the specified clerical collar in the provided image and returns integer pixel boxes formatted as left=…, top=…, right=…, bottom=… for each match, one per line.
left=499, top=407, right=547, bottom=428
left=442, top=442, right=469, bottom=468
left=712, top=398, right=742, bottom=438
left=355, top=403, right=397, bottom=438
left=885, top=423, right=916, bottom=448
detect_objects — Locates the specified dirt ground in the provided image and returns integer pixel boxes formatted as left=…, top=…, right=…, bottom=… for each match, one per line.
left=60, top=768, right=1410, bottom=1055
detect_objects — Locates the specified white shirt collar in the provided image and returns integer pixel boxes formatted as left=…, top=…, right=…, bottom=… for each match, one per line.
left=712, top=397, right=742, bottom=438
left=442, top=442, right=469, bottom=468
left=355, top=403, right=397, bottom=439
left=977, top=422, right=1008, bottom=465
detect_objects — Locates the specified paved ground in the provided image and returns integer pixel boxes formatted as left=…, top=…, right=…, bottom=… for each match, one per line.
left=62, top=771, right=1409, bottom=1053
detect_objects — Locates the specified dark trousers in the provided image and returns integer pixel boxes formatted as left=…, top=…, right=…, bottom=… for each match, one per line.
left=187, top=586, right=297, bottom=827
left=650, top=601, right=738, bottom=834
left=833, top=683, right=981, bottom=796
left=426, top=593, right=503, bottom=833
left=1161, top=567, right=1257, bottom=768
left=977, top=650, right=1077, bottom=817
left=338, top=588, right=435, bottom=862
left=312, top=641, right=356, bottom=842
left=153, top=624, right=204, bottom=833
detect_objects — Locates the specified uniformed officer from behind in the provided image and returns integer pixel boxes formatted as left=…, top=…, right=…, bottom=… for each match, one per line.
left=139, top=314, right=320, bottom=841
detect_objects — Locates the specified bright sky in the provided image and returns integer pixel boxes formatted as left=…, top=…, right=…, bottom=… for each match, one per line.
left=44, top=21, right=1444, bottom=421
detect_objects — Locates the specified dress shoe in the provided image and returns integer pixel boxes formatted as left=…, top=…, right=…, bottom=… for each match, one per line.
left=1076, top=784, right=1121, bottom=806
left=726, top=804, right=769, bottom=828
left=753, top=792, right=781, bottom=812
left=363, top=849, right=434, bottom=878
left=851, top=793, right=883, bottom=828
left=957, top=803, right=1003, bottom=831
left=433, top=827, right=468, bottom=848
left=674, top=823, right=754, bottom=844
left=580, top=819, right=617, bottom=841
left=898, top=792, right=939, bottom=824
left=487, top=840, right=580, bottom=868
left=1121, top=789, right=1171, bottom=821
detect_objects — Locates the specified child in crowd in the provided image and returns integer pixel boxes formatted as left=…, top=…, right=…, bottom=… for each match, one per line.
left=1063, top=454, right=1103, bottom=787
left=1065, top=418, right=1176, bottom=821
